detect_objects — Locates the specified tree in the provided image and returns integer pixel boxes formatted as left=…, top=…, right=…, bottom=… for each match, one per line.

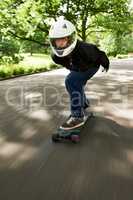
left=0, top=0, right=132, bottom=56
left=0, top=0, right=60, bottom=46
left=59, top=0, right=131, bottom=41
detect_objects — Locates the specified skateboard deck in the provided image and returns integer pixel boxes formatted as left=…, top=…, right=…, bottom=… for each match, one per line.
left=52, top=112, right=93, bottom=143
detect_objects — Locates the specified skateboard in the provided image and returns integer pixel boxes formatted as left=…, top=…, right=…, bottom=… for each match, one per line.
left=52, top=112, right=93, bottom=143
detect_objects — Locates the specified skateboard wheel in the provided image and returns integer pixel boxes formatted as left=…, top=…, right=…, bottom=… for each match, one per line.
left=52, top=134, right=60, bottom=142
left=71, top=135, right=80, bottom=143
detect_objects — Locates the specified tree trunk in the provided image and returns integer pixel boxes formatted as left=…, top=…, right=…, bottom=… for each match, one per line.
left=81, top=9, right=88, bottom=41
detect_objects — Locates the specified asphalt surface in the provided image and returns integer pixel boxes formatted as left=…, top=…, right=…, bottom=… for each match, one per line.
left=0, top=58, right=133, bottom=200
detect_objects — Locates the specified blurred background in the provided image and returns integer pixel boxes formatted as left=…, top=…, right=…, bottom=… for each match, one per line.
left=0, top=0, right=133, bottom=78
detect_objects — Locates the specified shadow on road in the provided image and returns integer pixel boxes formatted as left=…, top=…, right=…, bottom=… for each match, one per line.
left=0, top=59, right=133, bottom=199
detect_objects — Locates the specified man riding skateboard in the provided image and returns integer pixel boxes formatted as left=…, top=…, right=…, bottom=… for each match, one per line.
left=49, top=16, right=109, bottom=131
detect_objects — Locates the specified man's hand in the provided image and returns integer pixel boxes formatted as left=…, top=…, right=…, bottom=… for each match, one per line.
left=102, top=66, right=109, bottom=72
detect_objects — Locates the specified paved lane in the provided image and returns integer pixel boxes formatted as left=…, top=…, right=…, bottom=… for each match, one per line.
left=0, top=58, right=133, bottom=200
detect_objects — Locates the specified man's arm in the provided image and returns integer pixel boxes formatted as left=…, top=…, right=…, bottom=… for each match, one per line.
left=91, top=45, right=110, bottom=72
left=81, top=43, right=110, bottom=72
left=51, top=53, right=63, bottom=65
left=51, top=53, right=72, bottom=70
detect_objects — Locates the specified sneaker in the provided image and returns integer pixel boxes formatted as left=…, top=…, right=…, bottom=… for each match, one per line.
left=60, top=116, right=85, bottom=130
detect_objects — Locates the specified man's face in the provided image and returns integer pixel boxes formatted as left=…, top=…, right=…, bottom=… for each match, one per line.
left=55, top=37, right=69, bottom=48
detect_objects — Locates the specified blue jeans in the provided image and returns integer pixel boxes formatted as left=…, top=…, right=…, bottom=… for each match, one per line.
left=65, top=67, right=99, bottom=118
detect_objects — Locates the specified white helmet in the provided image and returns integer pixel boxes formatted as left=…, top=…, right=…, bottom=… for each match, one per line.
left=49, top=16, right=77, bottom=57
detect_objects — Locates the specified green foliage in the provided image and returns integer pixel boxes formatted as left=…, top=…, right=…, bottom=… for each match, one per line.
left=12, top=66, right=25, bottom=75
left=12, top=54, right=24, bottom=63
left=122, top=33, right=133, bottom=52
left=0, top=0, right=132, bottom=58
left=1, top=56, right=13, bottom=64
left=0, top=54, right=61, bottom=79
left=21, top=41, right=50, bottom=54
left=0, top=54, right=24, bottom=64
left=0, top=63, right=59, bottom=78
left=0, top=0, right=60, bottom=45
left=0, top=37, right=24, bottom=63
left=116, top=54, right=129, bottom=59
left=0, top=65, right=13, bottom=77
left=0, top=38, right=19, bottom=56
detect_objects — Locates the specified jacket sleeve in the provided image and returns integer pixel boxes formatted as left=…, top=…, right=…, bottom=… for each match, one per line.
left=82, top=44, right=110, bottom=71
left=51, top=53, right=72, bottom=70
left=51, top=53, right=63, bottom=65
left=91, top=45, right=110, bottom=71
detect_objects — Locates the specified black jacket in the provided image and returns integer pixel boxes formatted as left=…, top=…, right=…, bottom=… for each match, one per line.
left=51, top=40, right=109, bottom=72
